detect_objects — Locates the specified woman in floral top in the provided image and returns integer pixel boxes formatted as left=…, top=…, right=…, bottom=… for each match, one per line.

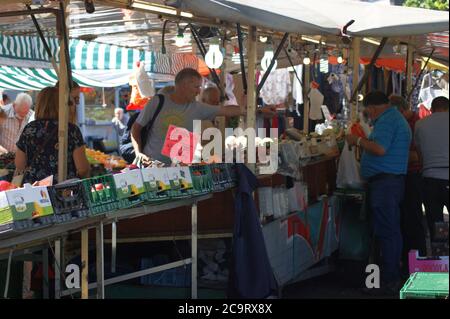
left=15, top=86, right=90, bottom=184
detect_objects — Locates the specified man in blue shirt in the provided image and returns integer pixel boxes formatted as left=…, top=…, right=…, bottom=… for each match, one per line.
left=347, top=91, right=411, bottom=294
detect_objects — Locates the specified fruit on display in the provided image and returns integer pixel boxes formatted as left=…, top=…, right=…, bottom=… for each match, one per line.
left=85, top=149, right=127, bottom=170
left=0, top=180, right=17, bottom=192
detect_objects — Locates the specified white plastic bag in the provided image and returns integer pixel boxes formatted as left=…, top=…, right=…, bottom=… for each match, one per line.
left=336, top=141, right=365, bottom=189
left=136, top=62, right=155, bottom=98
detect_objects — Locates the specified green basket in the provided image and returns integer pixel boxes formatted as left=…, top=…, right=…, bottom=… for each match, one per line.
left=209, top=163, right=232, bottom=192
left=140, top=167, right=171, bottom=203
left=81, top=174, right=118, bottom=215
left=400, top=272, right=449, bottom=299
left=112, top=170, right=147, bottom=209
left=189, top=165, right=213, bottom=195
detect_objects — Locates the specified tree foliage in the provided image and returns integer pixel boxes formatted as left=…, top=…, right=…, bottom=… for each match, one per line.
left=404, top=0, right=449, bottom=10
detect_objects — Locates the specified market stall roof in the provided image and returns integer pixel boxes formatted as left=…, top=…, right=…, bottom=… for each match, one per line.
left=176, top=0, right=449, bottom=37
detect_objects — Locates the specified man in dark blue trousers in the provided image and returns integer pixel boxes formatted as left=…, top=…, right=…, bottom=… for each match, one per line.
left=346, top=91, right=411, bottom=295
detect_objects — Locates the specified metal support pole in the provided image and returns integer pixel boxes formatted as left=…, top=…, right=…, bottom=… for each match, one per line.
left=43, top=248, right=49, bottom=299
left=236, top=23, right=248, bottom=95
left=111, top=221, right=117, bottom=274
left=3, top=249, right=13, bottom=299
left=303, top=64, right=311, bottom=133
left=406, top=42, right=414, bottom=98
left=81, top=228, right=89, bottom=299
left=351, top=38, right=361, bottom=121
left=96, top=222, right=105, bottom=299
left=54, top=239, right=61, bottom=299
left=191, top=203, right=198, bottom=299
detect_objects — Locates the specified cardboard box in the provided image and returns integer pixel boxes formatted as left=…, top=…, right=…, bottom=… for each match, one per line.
left=141, top=167, right=171, bottom=193
left=0, top=183, right=54, bottom=229
left=112, top=169, right=146, bottom=199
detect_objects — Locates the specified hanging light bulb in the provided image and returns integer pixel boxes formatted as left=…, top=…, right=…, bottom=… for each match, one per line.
left=337, top=55, right=343, bottom=64
left=303, top=53, right=311, bottom=65
left=205, top=39, right=223, bottom=69
left=175, top=28, right=185, bottom=47
left=261, top=45, right=277, bottom=71
left=259, top=36, right=268, bottom=43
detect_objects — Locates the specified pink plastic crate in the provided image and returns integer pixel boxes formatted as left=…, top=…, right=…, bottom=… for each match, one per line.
left=409, top=250, right=449, bottom=274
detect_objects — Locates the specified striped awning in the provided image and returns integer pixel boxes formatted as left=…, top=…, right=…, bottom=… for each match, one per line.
left=0, top=65, right=131, bottom=90
left=0, top=35, right=202, bottom=90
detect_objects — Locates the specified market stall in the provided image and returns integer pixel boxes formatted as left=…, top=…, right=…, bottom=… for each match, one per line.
left=0, top=0, right=448, bottom=300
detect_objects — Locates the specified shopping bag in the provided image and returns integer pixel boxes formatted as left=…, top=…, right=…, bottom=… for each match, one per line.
left=336, top=141, right=365, bottom=189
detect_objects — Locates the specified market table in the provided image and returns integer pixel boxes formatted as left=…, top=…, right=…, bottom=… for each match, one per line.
left=0, top=194, right=212, bottom=299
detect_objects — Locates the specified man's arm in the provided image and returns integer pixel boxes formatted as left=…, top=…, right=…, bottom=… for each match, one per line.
left=130, top=122, right=151, bottom=164
left=346, top=134, right=386, bottom=156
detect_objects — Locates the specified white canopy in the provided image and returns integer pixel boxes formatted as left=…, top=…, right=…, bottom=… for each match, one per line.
left=178, top=0, right=449, bottom=37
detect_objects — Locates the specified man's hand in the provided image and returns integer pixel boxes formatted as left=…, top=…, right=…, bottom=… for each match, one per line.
left=345, top=134, right=359, bottom=146
left=135, top=152, right=152, bottom=167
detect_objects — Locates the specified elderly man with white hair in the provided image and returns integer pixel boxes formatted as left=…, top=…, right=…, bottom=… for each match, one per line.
left=0, top=92, right=34, bottom=154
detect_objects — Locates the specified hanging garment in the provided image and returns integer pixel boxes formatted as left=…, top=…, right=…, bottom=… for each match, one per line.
left=292, top=65, right=304, bottom=105
left=418, top=103, right=432, bottom=119
left=260, top=68, right=292, bottom=105
left=224, top=73, right=238, bottom=105
left=308, top=87, right=324, bottom=120
left=227, top=164, right=278, bottom=298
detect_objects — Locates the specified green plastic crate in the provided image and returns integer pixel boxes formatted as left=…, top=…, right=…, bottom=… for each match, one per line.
left=209, top=163, right=232, bottom=192
left=400, top=272, right=449, bottom=299
left=140, top=167, right=170, bottom=203
left=81, top=174, right=118, bottom=215
left=112, top=169, right=147, bottom=209
left=189, top=164, right=213, bottom=195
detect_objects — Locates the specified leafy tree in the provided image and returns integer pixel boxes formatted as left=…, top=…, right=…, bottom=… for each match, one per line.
left=404, top=0, right=449, bottom=10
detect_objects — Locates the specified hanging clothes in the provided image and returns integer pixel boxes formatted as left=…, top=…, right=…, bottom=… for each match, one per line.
left=292, top=65, right=304, bottom=105
left=224, top=73, right=238, bottom=106
left=308, top=86, right=324, bottom=121
left=227, top=164, right=278, bottom=298
left=260, top=68, right=292, bottom=105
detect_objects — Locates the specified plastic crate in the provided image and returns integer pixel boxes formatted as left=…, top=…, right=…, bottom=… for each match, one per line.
left=0, top=184, right=54, bottom=233
left=409, top=250, right=449, bottom=274
left=47, top=180, right=90, bottom=223
left=400, top=272, right=449, bottom=299
left=140, top=167, right=170, bottom=203
left=209, top=163, right=232, bottom=192
left=111, top=169, right=147, bottom=209
left=189, top=165, right=213, bottom=195
left=81, top=174, right=118, bottom=215
left=166, top=167, right=195, bottom=198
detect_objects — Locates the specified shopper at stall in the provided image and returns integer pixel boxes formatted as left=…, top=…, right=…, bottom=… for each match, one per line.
left=131, top=68, right=244, bottom=165
left=14, top=86, right=90, bottom=184
left=414, top=96, right=449, bottom=242
left=112, top=107, right=128, bottom=139
left=390, top=95, right=427, bottom=267
left=346, top=91, right=411, bottom=294
left=0, top=93, right=34, bottom=154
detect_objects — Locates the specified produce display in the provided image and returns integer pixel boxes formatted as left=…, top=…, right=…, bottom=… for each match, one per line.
left=85, top=148, right=128, bottom=170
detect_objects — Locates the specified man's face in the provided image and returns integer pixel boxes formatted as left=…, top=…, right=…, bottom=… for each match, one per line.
left=71, top=88, right=80, bottom=106
left=363, top=105, right=377, bottom=121
left=179, top=77, right=202, bottom=102
left=14, top=102, right=31, bottom=119
left=115, top=109, right=123, bottom=120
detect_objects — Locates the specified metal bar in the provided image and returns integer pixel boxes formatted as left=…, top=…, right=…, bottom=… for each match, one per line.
left=111, top=221, right=117, bottom=274
left=54, top=239, right=61, bottom=299
left=303, top=63, right=311, bottom=133
left=3, top=249, right=13, bottom=298
left=257, top=32, right=289, bottom=95
left=60, top=258, right=192, bottom=296
left=25, top=4, right=59, bottom=76
left=0, top=8, right=59, bottom=18
left=406, top=41, right=414, bottom=96
left=236, top=23, right=248, bottom=95
left=43, top=248, right=49, bottom=299
left=284, top=46, right=303, bottom=87
left=351, top=37, right=361, bottom=120
left=191, top=203, right=198, bottom=299
left=350, top=37, right=388, bottom=103
left=81, top=228, right=89, bottom=299
left=103, top=232, right=233, bottom=244
left=407, top=48, right=435, bottom=102
left=96, top=222, right=105, bottom=299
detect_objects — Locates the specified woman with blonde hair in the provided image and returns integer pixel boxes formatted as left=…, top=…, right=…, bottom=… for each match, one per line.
left=14, top=86, right=90, bottom=184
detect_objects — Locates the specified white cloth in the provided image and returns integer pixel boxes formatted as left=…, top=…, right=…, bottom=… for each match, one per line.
left=308, top=88, right=324, bottom=120
left=292, top=65, right=303, bottom=105
left=224, top=73, right=238, bottom=106
left=260, top=68, right=292, bottom=105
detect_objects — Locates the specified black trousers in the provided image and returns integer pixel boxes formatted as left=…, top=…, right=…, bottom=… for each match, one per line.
left=422, top=177, right=449, bottom=241
left=400, top=172, right=426, bottom=258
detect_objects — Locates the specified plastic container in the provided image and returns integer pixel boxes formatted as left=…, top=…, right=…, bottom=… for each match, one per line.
left=47, top=180, right=90, bottom=223
left=81, top=174, right=118, bottom=215
left=166, top=167, right=196, bottom=198
left=112, top=169, right=146, bottom=209
left=400, top=272, right=449, bottom=299
left=140, top=167, right=170, bottom=203
left=226, top=164, right=238, bottom=187
left=408, top=250, right=449, bottom=274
